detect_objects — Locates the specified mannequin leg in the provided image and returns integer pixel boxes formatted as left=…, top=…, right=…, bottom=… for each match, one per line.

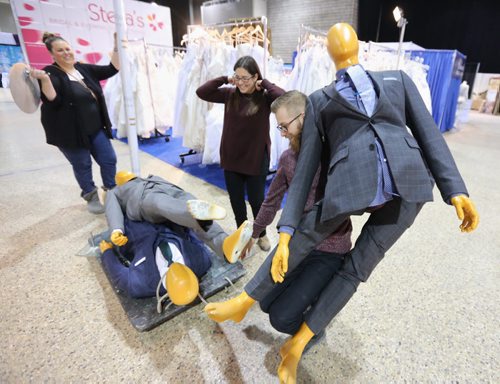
left=204, top=208, right=350, bottom=324
left=142, top=193, right=228, bottom=258
left=265, top=251, right=344, bottom=335
left=245, top=207, right=351, bottom=301
left=305, top=198, right=424, bottom=334
left=204, top=291, right=256, bottom=323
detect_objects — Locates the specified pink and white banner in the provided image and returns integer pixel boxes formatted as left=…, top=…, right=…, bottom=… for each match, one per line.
left=11, top=0, right=172, bottom=69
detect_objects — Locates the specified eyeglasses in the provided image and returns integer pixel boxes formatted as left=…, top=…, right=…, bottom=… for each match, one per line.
left=276, top=113, right=303, bottom=133
left=233, top=74, right=255, bottom=83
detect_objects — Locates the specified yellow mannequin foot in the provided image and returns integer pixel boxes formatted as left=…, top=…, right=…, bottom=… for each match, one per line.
left=278, top=351, right=300, bottom=384
left=278, top=323, right=314, bottom=384
left=279, top=337, right=294, bottom=359
left=187, top=199, right=227, bottom=220
left=204, top=291, right=255, bottom=323
left=222, top=220, right=253, bottom=263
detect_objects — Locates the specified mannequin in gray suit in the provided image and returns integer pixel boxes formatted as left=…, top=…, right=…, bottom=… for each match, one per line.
left=105, top=171, right=252, bottom=263
left=204, top=23, right=479, bottom=383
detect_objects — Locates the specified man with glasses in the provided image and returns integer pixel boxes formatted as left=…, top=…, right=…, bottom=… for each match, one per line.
left=217, top=90, right=353, bottom=342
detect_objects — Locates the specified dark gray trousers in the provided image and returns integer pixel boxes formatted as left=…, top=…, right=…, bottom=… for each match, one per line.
left=141, top=191, right=228, bottom=259
left=244, top=197, right=424, bottom=334
left=259, top=250, right=345, bottom=335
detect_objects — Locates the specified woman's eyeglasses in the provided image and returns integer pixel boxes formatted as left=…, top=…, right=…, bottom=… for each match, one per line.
left=276, top=113, right=303, bottom=133
left=233, top=74, right=255, bottom=83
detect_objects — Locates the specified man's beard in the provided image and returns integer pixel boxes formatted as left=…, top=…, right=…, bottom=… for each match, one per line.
left=289, top=133, right=301, bottom=153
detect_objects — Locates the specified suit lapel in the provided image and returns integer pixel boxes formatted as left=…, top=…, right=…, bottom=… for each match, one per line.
left=322, top=71, right=387, bottom=118
left=367, top=71, right=385, bottom=116
left=322, top=82, right=366, bottom=117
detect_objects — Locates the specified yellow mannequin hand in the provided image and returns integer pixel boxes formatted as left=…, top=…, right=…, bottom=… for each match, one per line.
left=99, top=240, right=113, bottom=253
left=271, top=233, right=291, bottom=283
left=110, top=230, right=128, bottom=246
left=451, top=195, right=479, bottom=233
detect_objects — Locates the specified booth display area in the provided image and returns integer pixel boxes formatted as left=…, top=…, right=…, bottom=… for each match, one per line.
left=1, top=1, right=498, bottom=383
left=471, top=74, right=500, bottom=115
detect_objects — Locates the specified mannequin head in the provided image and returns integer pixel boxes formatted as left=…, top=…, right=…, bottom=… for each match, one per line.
left=326, top=23, right=359, bottom=70
left=115, top=170, right=136, bottom=186
left=166, top=263, right=199, bottom=305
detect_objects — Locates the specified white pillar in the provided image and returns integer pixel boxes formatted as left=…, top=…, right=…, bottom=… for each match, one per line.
left=396, top=18, right=407, bottom=70
left=113, top=0, right=140, bottom=175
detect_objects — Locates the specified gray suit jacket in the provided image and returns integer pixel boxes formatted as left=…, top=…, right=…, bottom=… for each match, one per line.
left=105, top=176, right=186, bottom=231
left=279, top=70, right=468, bottom=227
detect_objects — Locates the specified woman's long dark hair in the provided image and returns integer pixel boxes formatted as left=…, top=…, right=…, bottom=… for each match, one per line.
left=227, top=56, right=265, bottom=116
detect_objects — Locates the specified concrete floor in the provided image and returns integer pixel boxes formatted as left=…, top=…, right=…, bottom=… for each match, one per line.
left=0, top=88, right=498, bottom=383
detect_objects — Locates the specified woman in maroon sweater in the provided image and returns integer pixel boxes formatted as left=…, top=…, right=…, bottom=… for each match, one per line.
left=196, top=56, right=285, bottom=251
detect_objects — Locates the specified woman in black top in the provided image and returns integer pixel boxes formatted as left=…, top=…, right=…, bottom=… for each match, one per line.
left=30, top=32, right=120, bottom=214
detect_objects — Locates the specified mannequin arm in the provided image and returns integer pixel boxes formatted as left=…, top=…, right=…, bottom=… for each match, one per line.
left=451, top=195, right=479, bottom=232
left=104, top=189, right=125, bottom=232
left=271, top=233, right=291, bottom=283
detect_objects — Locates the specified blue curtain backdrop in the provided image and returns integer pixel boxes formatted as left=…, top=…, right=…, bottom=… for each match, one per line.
left=408, top=49, right=465, bottom=132
left=0, top=45, right=24, bottom=73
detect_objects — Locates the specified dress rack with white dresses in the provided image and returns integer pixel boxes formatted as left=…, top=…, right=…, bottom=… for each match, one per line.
left=286, top=25, right=336, bottom=95
left=140, top=42, right=186, bottom=143
left=359, top=41, right=432, bottom=113
left=103, top=39, right=184, bottom=141
left=287, top=25, right=432, bottom=114
left=174, top=17, right=271, bottom=164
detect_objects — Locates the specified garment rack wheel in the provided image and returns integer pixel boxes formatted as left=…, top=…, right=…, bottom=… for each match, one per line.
left=137, top=129, right=170, bottom=143
left=154, top=128, right=170, bottom=142
left=179, top=149, right=197, bottom=164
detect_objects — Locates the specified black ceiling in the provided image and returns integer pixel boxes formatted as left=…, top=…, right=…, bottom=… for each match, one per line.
left=141, top=0, right=500, bottom=73
left=358, top=0, right=500, bottom=73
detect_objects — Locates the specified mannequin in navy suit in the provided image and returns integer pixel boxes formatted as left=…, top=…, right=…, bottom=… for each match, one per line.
left=204, top=23, right=479, bottom=383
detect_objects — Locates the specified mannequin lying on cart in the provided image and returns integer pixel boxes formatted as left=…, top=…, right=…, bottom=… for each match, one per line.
left=99, top=171, right=253, bottom=304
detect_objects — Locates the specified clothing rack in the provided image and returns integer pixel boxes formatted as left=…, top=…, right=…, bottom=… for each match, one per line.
left=179, top=17, right=270, bottom=164
left=187, top=16, right=269, bottom=76
left=127, top=39, right=186, bottom=142
left=145, top=42, right=187, bottom=54
left=296, top=24, right=327, bottom=68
